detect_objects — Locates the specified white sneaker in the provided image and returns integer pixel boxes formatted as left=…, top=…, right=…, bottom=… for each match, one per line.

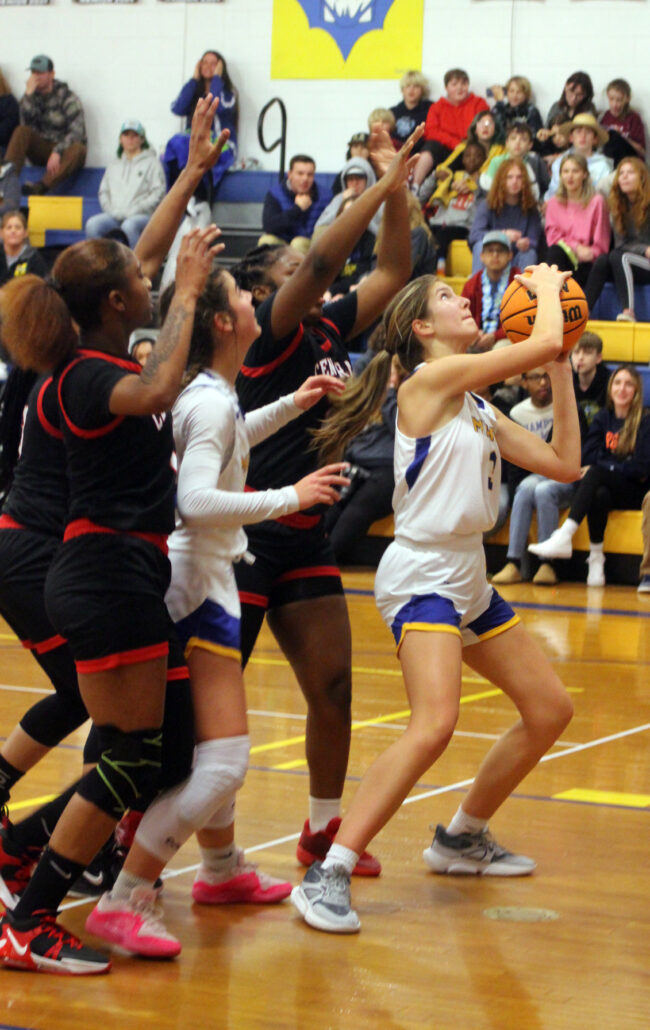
left=528, top=527, right=573, bottom=560
left=423, top=824, right=536, bottom=877
left=586, top=553, right=605, bottom=587
left=291, top=862, right=360, bottom=933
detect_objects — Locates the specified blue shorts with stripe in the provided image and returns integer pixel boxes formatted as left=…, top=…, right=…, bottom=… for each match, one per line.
left=174, top=597, right=241, bottom=663
left=375, top=539, right=519, bottom=653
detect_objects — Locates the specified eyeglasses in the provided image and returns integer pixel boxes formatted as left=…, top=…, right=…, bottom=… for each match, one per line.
left=525, top=373, right=550, bottom=382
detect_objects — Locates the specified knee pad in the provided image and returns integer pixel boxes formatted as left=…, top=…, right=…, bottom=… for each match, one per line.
left=203, top=792, right=236, bottom=830
left=76, top=724, right=162, bottom=819
left=20, top=694, right=88, bottom=748
left=178, top=735, right=250, bottom=829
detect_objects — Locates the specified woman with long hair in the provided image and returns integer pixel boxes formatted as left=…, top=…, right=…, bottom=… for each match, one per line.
left=585, top=157, right=650, bottom=321
left=84, top=268, right=349, bottom=955
left=469, top=157, right=542, bottom=271
left=545, top=152, right=610, bottom=289
left=292, top=263, right=579, bottom=933
left=530, top=364, right=650, bottom=586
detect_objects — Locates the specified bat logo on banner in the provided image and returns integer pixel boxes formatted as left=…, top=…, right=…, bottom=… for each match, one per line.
left=295, top=1, right=397, bottom=60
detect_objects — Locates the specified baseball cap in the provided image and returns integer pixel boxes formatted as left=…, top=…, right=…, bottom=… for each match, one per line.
left=129, top=328, right=159, bottom=355
left=347, top=132, right=369, bottom=146
left=120, top=120, right=145, bottom=137
left=481, top=230, right=511, bottom=251
left=344, top=165, right=368, bottom=178
left=29, top=55, right=54, bottom=73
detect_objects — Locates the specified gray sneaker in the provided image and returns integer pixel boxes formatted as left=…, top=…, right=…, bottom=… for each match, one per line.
left=423, top=824, right=536, bottom=877
left=0, top=162, right=14, bottom=180
left=290, top=861, right=360, bottom=933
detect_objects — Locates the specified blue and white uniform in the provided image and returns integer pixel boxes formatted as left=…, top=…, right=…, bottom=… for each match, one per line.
left=166, top=370, right=304, bottom=661
left=375, top=384, right=519, bottom=652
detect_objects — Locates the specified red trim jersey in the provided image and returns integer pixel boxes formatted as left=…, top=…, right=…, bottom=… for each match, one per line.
left=3, top=374, right=67, bottom=538
left=235, top=293, right=355, bottom=494
left=56, top=349, right=176, bottom=535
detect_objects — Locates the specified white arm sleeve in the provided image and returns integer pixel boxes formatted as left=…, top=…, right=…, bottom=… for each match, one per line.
left=176, top=391, right=299, bottom=529
left=245, top=393, right=302, bottom=449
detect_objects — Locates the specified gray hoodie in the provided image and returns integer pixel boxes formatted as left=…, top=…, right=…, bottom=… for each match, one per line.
left=98, top=147, right=167, bottom=221
left=314, top=157, right=383, bottom=236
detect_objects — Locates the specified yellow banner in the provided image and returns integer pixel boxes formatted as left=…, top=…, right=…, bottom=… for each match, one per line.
left=271, top=0, right=424, bottom=80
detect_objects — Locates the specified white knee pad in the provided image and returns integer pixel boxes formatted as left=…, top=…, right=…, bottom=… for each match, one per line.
left=135, top=735, right=250, bottom=863
left=203, top=792, right=236, bottom=830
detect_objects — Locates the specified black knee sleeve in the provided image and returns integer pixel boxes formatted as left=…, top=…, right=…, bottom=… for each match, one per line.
left=76, top=724, right=162, bottom=819
left=20, top=693, right=89, bottom=748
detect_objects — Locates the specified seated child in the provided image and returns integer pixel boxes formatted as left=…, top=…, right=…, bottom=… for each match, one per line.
left=599, top=78, right=647, bottom=167
left=390, top=70, right=432, bottom=151
left=0, top=209, right=47, bottom=286
left=535, top=112, right=572, bottom=168
left=461, top=230, right=520, bottom=352
left=367, top=108, right=398, bottom=149
left=331, top=132, right=370, bottom=196
left=412, top=68, right=488, bottom=186
left=488, top=76, right=543, bottom=138
left=481, top=121, right=549, bottom=199
left=424, top=140, right=485, bottom=270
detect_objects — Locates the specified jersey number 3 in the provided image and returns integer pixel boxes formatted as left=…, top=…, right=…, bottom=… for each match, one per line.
left=487, top=450, right=497, bottom=491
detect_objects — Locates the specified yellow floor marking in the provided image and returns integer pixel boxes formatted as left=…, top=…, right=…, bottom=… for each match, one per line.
left=9, top=794, right=56, bottom=812
left=553, top=788, right=650, bottom=807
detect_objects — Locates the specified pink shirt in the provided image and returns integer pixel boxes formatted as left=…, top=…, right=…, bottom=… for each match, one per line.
left=544, top=194, right=611, bottom=257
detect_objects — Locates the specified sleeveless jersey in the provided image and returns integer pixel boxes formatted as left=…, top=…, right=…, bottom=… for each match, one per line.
left=3, top=374, right=68, bottom=538
left=392, top=390, right=501, bottom=549
left=56, top=349, right=176, bottom=535
left=235, top=292, right=355, bottom=491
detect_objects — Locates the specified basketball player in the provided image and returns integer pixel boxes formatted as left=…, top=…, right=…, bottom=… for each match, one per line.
left=292, top=264, right=580, bottom=933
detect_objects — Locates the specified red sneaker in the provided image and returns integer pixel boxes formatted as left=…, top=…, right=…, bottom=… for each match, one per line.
left=0, top=821, right=39, bottom=910
left=192, top=849, right=292, bottom=905
left=0, top=910, right=111, bottom=975
left=296, top=817, right=381, bottom=877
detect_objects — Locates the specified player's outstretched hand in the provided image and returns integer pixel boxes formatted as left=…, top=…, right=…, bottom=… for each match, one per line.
left=369, top=122, right=424, bottom=189
left=293, top=374, right=347, bottom=411
left=514, top=262, right=571, bottom=296
left=187, top=94, right=231, bottom=175
left=294, top=464, right=350, bottom=509
left=174, top=225, right=224, bottom=300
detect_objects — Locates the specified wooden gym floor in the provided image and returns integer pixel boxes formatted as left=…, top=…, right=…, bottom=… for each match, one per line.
left=0, top=569, right=648, bottom=1029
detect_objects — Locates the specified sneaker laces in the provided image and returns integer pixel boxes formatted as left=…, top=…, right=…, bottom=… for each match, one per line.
left=129, top=890, right=173, bottom=938
left=319, top=865, right=350, bottom=906
left=35, top=913, right=85, bottom=956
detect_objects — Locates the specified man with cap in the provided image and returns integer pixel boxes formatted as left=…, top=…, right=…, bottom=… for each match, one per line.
left=544, top=113, right=612, bottom=201
left=85, top=119, right=166, bottom=248
left=0, top=55, right=86, bottom=196
left=461, top=230, right=520, bottom=352
left=313, top=156, right=381, bottom=239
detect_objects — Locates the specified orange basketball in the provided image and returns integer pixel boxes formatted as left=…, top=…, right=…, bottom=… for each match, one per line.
left=499, top=274, right=589, bottom=351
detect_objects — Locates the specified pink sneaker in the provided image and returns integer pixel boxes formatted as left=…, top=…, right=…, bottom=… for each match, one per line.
left=192, top=849, right=292, bottom=905
left=85, top=886, right=180, bottom=958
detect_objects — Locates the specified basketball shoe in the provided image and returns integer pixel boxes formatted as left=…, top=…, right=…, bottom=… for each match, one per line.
left=296, top=818, right=381, bottom=876
left=0, top=816, right=41, bottom=910
left=423, top=824, right=537, bottom=876
left=192, top=849, right=291, bottom=905
left=291, top=861, right=360, bottom=934
left=85, top=885, right=180, bottom=958
left=0, top=908, right=111, bottom=974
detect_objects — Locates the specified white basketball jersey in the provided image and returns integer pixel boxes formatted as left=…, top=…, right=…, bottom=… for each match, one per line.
left=392, top=391, right=501, bottom=548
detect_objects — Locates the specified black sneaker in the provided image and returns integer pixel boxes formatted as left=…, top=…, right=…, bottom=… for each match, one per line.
left=0, top=909, right=111, bottom=975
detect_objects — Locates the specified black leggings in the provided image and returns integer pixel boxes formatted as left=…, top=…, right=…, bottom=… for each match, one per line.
left=585, top=250, right=650, bottom=312
left=323, top=465, right=394, bottom=563
left=568, top=465, right=647, bottom=543
left=545, top=245, right=592, bottom=290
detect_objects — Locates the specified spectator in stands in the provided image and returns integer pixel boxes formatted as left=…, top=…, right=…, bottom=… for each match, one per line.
left=424, top=141, right=485, bottom=268
left=390, top=70, right=431, bottom=151
left=571, top=332, right=610, bottom=426
left=530, top=364, right=650, bottom=586
left=331, top=133, right=370, bottom=196
left=325, top=195, right=375, bottom=299
left=128, top=329, right=159, bottom=368
left=544, top=153, right=611, bottom=289
left=314, top=157, right=380, bottom=238
left=637, top=492, right=650, bottom=593
left=421, top=111, right=504, bottom=203
left=492, top=367, right=558, bottom=586
left=544, top=72, right=596, bottom=129
left=85, top=120, right=166, bottom=249
left=535, top=112, right=572, bottom=169
left=481, top=121, right=549, bottom=200
left=259, top=154, right=330, bottom=255
left=324, top=354, right=406, bottom=564
left=488, top=76, right=543, bottom=139
left=469, top=158, right=541, bottom=271
left=585, top=158, right=650, bottom=322
left=0, top=69, right=19, bottom=158
left=600, top=78, right=647, bottom=167
left=0, top=55, right=86, bottom=197
left=164, top=50, right=237, bottom=198
left=404, top=191, right=437, bottom=279
left=461, top=230, right=519, bottom=352
left=412, top=68, right=488, bottom=188
left=0, top=209, right=47, bottom=286
left=544, top=113, right=612, bottom=201
left=367, top=109, right=397, bottom=146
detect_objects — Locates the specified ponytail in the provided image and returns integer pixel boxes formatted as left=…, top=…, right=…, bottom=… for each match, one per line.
left=311, top=350, right=393, bottom=463
left=0, top=276, right=77, bottom=372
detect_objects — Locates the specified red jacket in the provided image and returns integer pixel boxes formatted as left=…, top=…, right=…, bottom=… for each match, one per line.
left=424, top=94, right=489, bottom=150
left=461, top=266, right=520, bottom=341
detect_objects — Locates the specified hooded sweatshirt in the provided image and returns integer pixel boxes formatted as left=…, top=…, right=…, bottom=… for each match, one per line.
left=98, top=147, right=167, bottom=221
left=314, top=157, right=382, bottom=236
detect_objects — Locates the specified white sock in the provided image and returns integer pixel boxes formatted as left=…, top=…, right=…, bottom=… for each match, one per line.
left=199, top=842, right=238, bottom=875
left=110, top=868, right=154, bottom=902
left=446, top=805, right=489, bottom=837
left=321, top=842, right=358, bottom=876
left=560, top=518, right=579, bottom=538
left=589, top=541, right=604, bottom=557
left=308, top=796, right=341, bottom=832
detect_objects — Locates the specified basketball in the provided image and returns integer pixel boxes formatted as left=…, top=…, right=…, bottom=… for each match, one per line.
left=500, top=274, right=589, bottom=351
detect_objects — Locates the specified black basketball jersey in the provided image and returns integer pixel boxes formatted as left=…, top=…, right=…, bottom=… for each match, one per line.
left=56, top=349, right=176, bottom=535
left=235, top=293, right=355, bottom=491
left=3, top=374, right=68, bottom=538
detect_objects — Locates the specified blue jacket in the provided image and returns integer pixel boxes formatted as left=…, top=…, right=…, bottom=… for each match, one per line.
left=171, top=75, right=237, bottom=146
left=262, top=177, right=331, bottom=242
